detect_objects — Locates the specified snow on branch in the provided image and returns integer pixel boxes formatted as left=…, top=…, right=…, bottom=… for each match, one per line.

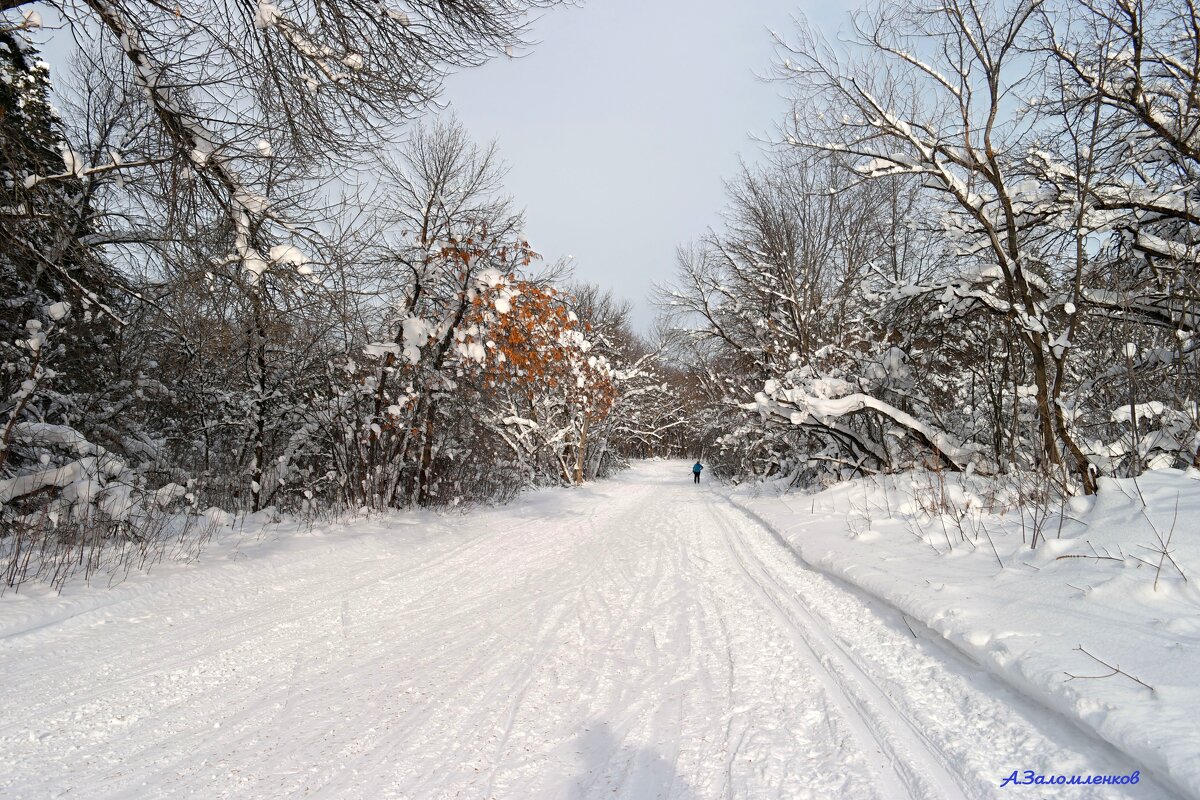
left=750, top=378, right=976, bottom=473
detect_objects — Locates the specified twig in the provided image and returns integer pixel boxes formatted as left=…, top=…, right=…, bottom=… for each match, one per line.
left=980, top=518, right=1004, bottom=569
left=1065, top=645, right=1156, bottom=694
left=1133, top=492, right=1187, bottom=589
left=1056, top=482, right=1068, bottom=540
left=1055, top=553, right=1124, bottom=563
left=1131, top=476, right=1149, bottom=509
left=1157, top=493, right=1184, bottom=588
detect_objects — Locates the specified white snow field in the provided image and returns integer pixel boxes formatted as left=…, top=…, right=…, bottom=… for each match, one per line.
left=0, top=461, right=1179, bottom=799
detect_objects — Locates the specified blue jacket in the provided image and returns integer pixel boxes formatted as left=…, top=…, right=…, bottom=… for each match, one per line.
left=693, top=463, right=703, bottom=474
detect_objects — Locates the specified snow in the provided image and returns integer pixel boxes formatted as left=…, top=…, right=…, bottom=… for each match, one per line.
left=153, top=483, right=187, bottom=507
left=254, top=1, right=281, bottom=29
left=97, top=482, right=135, bottom=520
left=44, top=301, right=69, bottom=321
left=752, top=387, right=979, bottom=467
left=242, top=252, right=268, bottom=279
left=461, top=341, right=486, bottom=362
left=363, top=342, right=401, bottom=359
left=267, top=243, right=310, bottom=274
left=60, top=148, right=84, bottom=177
left=1111, top=401, right=1166, bottom=423
left=0, top=462, right=1182, bottom=799
left=476, top=268, right=506, bottom=289
left=400, top=316, right=432, bottom=364
left=9, top=422, right=97, bottom=456
left=0, top=458, right=98, bottom=505
left=727, top=466, right=1200, bottom=799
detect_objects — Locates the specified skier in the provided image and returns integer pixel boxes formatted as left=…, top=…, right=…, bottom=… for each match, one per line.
left=692, top=461, right=703, bottom=484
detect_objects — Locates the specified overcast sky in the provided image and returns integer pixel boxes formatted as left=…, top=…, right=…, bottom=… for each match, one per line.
left=33, top=0, right=855, bottom=332
left=443, top=1, right=856, bottom=332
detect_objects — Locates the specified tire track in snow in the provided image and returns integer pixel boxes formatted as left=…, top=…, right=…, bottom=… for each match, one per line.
left=1, top=490, right=627, bottom=799
left=556, top=504, right=711, bottom=800
left=349, top=484, right=657, bottom=799
left=715, top=487, right=1182, bottom=800
left=709, top=498, right=969, bottom=800
left=0, top=524, right=518, bottom=711
left=1, top=497, right=614, bottom=743
left=5, top=462, right=1160, bottom=799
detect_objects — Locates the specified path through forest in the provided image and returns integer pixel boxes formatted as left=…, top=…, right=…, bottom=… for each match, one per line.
left=0, top=461, right=1169, bottom=799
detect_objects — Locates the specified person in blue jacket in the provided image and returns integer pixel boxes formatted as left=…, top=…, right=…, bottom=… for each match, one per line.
left=692, top=461, right=703, bottom=484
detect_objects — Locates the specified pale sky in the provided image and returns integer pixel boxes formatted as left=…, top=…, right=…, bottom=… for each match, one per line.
left=33, top=0, right=856, bottom=332
left=444, top=1, right=857, bottom=332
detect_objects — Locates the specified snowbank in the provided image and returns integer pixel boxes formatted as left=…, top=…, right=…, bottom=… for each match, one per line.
left=725, top=468, right=1200, bottom=799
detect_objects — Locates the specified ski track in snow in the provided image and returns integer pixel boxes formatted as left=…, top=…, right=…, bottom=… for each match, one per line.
left=0, top=461, right=1174, bottom=799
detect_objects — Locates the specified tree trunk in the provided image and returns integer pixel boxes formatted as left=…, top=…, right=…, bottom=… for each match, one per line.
left=417, top=409, right=436, bottom=505
left=249, top=290, right=268, bottom=512
left=574, top=413, right=588, bottom=484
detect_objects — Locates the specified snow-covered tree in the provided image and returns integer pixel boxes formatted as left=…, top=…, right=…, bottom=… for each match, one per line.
left=666, top=0, right=1200, bottom=493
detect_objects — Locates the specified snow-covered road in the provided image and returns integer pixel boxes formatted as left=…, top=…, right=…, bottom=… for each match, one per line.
left=0, top=461, right=1169, bottom=799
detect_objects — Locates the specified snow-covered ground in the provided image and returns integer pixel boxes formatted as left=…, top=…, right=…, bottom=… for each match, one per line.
left=727, top=466, right=1200, bottom=800
left=0, top=461, right=1185, bottom=799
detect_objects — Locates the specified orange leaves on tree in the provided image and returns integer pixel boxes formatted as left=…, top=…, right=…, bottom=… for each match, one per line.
left=466, top=280, right=615, bottom=421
